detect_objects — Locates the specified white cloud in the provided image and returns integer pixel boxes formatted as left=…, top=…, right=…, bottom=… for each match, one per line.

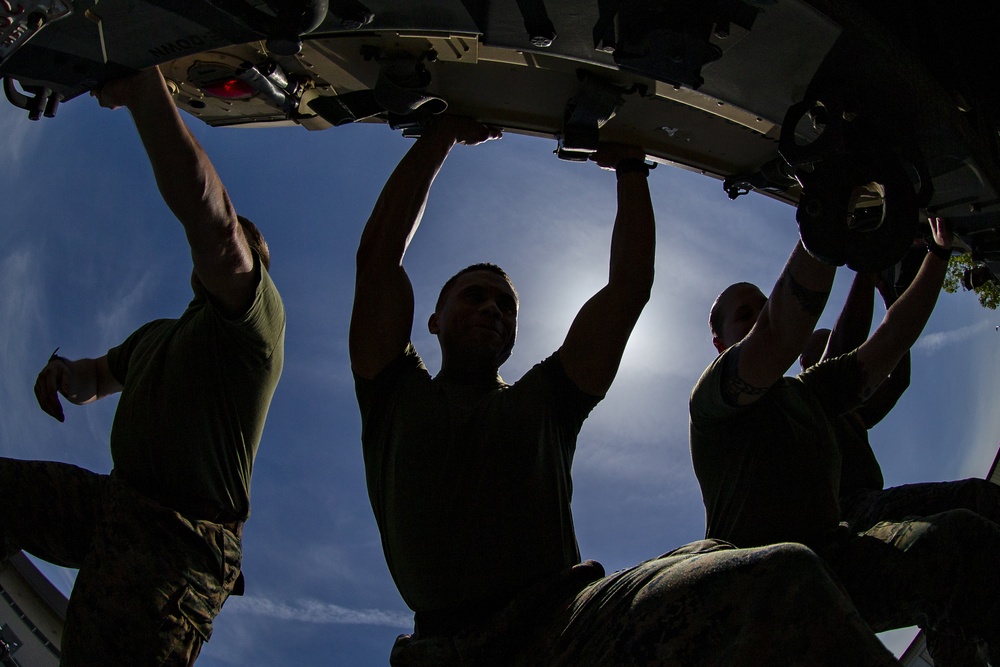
left=95, top=271, right=157, bottom=343
left=0, top=248, right=50, bottom=457
left=913, top=320, right=994, bottom=353
left=957, top=333, right=1000, bottom=477
left=0, top=100, right=44, bottom=176
left=229, top=595, right=411, bottom=628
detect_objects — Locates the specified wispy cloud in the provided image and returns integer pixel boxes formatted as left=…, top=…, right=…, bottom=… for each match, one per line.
left=913, top=320, right=994, bottom=353
left=957, top=334, right=1000, bottom=477
left=228, top=595, right=411, bottom=628
left=95, top=271, right=157, bottom=343
left=0, top=101, right=43, bottom=176
left=0, top=248, right=49, bottom=457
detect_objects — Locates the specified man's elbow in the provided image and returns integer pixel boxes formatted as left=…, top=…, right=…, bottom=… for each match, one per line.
left=355, top=228, right=402, bottom=277
left=634, top=275, right=654, bottom=307
left=613, top=269, right=654, bottom=311
left=355, top=236, right=382, bottom=279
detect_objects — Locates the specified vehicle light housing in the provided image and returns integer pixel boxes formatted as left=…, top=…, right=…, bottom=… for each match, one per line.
left=202, top=78, right=256, bottom=100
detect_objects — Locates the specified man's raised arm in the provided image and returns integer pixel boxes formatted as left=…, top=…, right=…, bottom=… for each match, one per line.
left=824, top=271, right=910, bottom=428
left=825, top=272, right=879, bottom=360
left=350, top=117, right=500, bottom=380
left=93, top=67, right=255, bottom=315
left=725, top=242, right=836, bottom=406
left=854, top=217, right=952, bottom=401
left=559, top=145, right=655, bottom=397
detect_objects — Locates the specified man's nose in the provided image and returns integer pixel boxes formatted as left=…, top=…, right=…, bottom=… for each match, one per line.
left=480, top=298, right=502, bottom=317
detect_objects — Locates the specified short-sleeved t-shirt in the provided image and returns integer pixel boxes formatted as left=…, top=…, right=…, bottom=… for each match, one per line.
left=107, top=259, right=285, bottom=521
left=689, top=349, right=863, bottom=548
left=833, top=412, right=885, bottom=500
left=355, top=345, right=601, bottom=615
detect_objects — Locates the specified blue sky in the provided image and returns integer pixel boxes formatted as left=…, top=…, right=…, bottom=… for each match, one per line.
left=2, top=90, right=998, bottom=665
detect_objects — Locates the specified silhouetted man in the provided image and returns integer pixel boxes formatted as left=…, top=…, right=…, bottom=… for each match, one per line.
left=352, top=117, right=898, bottom=666
left=4, top=67, right=285, bottom=665
left=692, top=218, right=1000, bottom=666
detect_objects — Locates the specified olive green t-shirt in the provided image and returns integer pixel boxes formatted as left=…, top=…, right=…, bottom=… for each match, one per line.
left=689, top=348, right=863, bottom=548
left=355, top=345, right=601, bottom=615
left=107, top=260, right=285, bottom=521
left=833, top=411, right=885, bottom=501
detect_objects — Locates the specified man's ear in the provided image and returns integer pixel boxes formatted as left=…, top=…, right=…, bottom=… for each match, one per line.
left=712, top=336, right=726, bottom=355
left=428, top=313, right=439, bottom=335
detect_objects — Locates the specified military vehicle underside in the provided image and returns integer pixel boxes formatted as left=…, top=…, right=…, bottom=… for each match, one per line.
left=3, top=0, right=999, bottom=276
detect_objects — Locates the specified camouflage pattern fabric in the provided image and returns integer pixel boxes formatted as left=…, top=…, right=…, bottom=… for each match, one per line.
left=0, top=458, right=242, bottom=666
left=838, top=479, right=1000, bottom=667
left=391, top=540, right=900, bottom=667
left=841, top=477, right=1000, bottom=533
left=822, top=509, right=1000, bottom=667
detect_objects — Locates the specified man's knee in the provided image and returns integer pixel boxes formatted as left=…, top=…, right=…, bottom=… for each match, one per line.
left=712, top=542, right=836, bottom=592
left=955, top=478, right=1000, bottom=518
left=927, top=507, right=994, bottom=534
left=752, top=542, right=828, bottom=572
left=896, top=508, right=1000, bottom=555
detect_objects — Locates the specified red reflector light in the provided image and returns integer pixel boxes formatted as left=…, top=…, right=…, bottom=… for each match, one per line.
left=202, top=78, right=256, bottom=100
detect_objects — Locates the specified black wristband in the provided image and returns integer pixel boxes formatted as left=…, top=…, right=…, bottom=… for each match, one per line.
left=926, top=238, right=951, bottom=261
left=615, top=157, right=651, bottom=179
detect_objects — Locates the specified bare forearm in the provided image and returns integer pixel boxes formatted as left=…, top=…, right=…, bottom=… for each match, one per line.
left=35, top=352, right=122, bottom=422
left=828, top=272, right=877, bottom=356
left=63, top=358, right=99, bottom=404
left=56, top=356, right=120, bottom=404
left=730, top=242, right=834, bottom=399
left=608, top=172, right=655, bottom=306
left=351, top=127, right=459, bottom=378
left=558, top=168, right=655, bottom=396
left=125, top=70, right=234, bottom=233
left=763, top=242, right=836, bottom=358
left=356, top=132, right=455, bottom=272
left=92, top=67, right=256, bottom=313
left=859, top=252, right=946, bottom=394
left=858, top=352, right=910, bottom=426
left=882, top=253, right=947, bottom=346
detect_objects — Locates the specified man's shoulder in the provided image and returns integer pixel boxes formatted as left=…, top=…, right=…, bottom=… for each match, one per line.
left=507, top=351, right=604, bottom=422
left=797, top=350, right=864, bottom=415
left=689, top=349, right=734, bottom=416
left=513, top=351, right=584, bottom=395
left=229, top=263, right=285, bottom=322
left=190, top=265, right=286, bottom=351
left=115, top=318, right=176, bottom=348
left=690, top=348, right=796, bottom=432
left=798, top=350, right=861, bottom=392
left=355, top=343, right=429, bottom=392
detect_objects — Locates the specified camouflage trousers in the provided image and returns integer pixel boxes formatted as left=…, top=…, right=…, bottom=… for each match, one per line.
left=822, top=508, right=1000, bottom=667
left=839, top=478, right=1000, bottom=666
left=842, top=477, right=1000, bottom=534
left=0, top=458, right=243, bottom=667
left=391, top=540, right=900, bottom=667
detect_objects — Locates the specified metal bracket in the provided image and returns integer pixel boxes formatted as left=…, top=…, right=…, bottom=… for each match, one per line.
left=557, top=71, right=627, bottom=161
left=3, top=75, right=60, bottom=120
left=723, top=157, right=797, bottom=200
